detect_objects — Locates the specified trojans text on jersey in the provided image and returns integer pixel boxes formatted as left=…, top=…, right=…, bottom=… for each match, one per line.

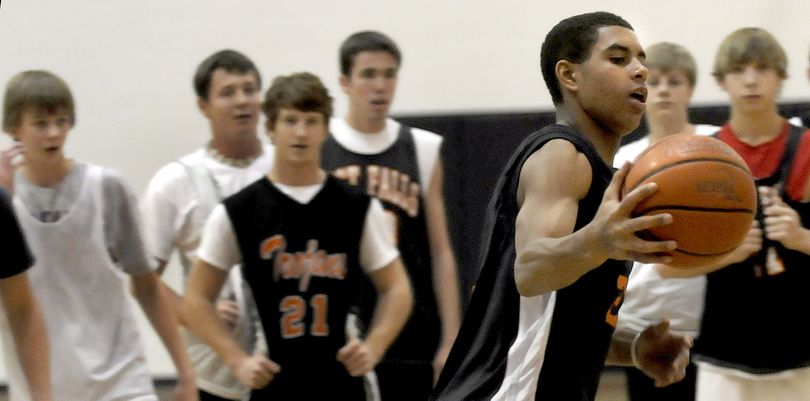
left=260, top=235, right=347, bottom=292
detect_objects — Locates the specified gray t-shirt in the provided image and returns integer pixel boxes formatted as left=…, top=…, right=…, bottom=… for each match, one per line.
left=15, top=163, right=152, bottom=275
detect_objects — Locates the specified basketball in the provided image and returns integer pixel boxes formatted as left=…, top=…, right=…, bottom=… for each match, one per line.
left=621, top=133, right=757, bottom=268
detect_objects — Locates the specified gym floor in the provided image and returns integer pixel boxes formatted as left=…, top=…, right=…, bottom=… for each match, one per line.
left=0, top=369, right=629, bottom=400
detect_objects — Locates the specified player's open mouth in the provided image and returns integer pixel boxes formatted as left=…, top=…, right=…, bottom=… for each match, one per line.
left=630, top=88, right=647, bottom=103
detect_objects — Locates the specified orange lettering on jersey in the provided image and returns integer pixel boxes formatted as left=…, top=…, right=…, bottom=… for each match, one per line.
left=260, top=236, right=348, bottom=292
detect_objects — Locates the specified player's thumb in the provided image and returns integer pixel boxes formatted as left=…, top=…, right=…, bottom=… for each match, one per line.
left=649, top=319, right=671, bottom=338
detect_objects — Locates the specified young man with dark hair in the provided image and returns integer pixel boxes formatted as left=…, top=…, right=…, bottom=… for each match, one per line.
left=143, top=49, right=271, bottom=401
left=184, top=72, right=413, bottom=401
left=430, top=12, right=691, bottom=401
left=323, top=30, right=461, bottom=401
left=660, top=27, right=810, bottom=401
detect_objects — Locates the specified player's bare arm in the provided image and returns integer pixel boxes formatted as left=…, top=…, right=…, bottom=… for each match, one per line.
left=607, top=321, right=692, bottom=387
left=424, top=156, right=461, bottom=380
left=185, top=260, right=280, bottom=389
left=337, top=258, right=412, bottom=377
left=514, top=140, right=675, bottom=296
left=0, top=273, right=52, bottom=401
left=130, top=271, right=198, bottom=401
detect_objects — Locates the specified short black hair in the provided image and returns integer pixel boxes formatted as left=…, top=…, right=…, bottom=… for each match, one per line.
left=540, top=12, right=633, bottom=105
left=193, top=49, right=261, bottom=100
left=339, top=31, right=402, bottom=76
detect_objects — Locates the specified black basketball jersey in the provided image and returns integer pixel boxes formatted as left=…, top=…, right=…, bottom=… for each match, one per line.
left=224, top=176, right=369, bottom=400
left=430, top=125, right=631, bottom=401
left=321, top=124, right=440, bottom=362
left=697, top=125, right=810, bottom=373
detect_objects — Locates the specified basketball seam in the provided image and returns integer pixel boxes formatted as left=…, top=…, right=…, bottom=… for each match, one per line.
left=626, top=158, right=751, bottom=194
left=642, top=231, right=739, bottom=257
left=635, top=205, right=755, bottom=214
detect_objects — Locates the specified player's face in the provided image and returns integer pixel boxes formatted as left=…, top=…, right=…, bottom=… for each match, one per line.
left=340, top=51, right=399, bottom=125
left=268, top=108, right=328, bottom=166
left=718, top=63, right=782, bottom=115
left=198, top=69, right=261, bottom=138
left=575, top=26, right=648, bottom=136
left=646, top=68, right=694, bottom=121
left=12, top=108, right=72, bottom=166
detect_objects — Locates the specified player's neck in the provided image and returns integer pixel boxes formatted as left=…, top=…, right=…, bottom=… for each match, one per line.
left=269, top=163, right=325, bottom=186
left=22, top=158, right=73, bottom=187
left=556, top=106, right=621, bottom=164
left=209, top=132, right=262, bottom=160
left=728, top=111, right=784, bottom=146
left=345, top=111, right=387, bottom=134
left=647, top=115, right=693, bottom=144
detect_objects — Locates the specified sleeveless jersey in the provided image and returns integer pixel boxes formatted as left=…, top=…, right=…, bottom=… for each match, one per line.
left=697, top=124, right=810, bottom=373
left=430, top=125, right=631, bottom=401
left=223, top=176, right=369, bottom=400
left=321, top=125, right=440, bottom=362
left=3, top=165, right=156, bottom=401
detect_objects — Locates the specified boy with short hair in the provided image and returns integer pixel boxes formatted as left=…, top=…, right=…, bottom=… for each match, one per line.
left=1, top=70, right=196, bottom=401
left=184, top=72, right=413, bottom=400
left=430, top=12, right=692, bottom=401
left=322, top=31, right=461, bottom=400
left=142, top=49, right=272, bottom=401
left=614, top=41, right=717, bottom=401
left=659, top=27, right=810, bottom=401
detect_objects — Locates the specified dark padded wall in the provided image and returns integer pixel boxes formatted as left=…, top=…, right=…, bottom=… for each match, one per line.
left=397, top=102, right=808, bottom=307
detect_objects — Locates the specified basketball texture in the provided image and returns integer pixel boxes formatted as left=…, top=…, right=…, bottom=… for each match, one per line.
left=621, top=133, right=757, bottom=268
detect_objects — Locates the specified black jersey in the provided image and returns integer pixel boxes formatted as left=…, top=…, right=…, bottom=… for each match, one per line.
left=431, top=125, right=631, bottom=401
left=697, top=125, right=810, bottom=373
left=322, top=124, right=440, bottom=362
left=224, top=176, right=369, bottom=400
left=0, top=189, right=33, bottom=279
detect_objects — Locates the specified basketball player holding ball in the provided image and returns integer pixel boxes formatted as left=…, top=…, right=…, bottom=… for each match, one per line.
left=658, top=28, right=810, bottom=401
left=430, top=12, right=691, bottom=401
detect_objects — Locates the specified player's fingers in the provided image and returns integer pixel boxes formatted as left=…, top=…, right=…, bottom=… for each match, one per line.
left=617, top=182, right=658, bottom=216
left=606, top=162, right=632, bottom=201
left=625, top=213, right=673, bottom=234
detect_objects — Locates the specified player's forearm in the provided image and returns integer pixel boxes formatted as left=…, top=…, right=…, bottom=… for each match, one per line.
left=605, top=327, right=635, bottom=367
left=10, top=301, right=52, bottom=401
left=515, top=225, right=604, bottom=297
left=431, top=247, right=461, bottom=346
left=184, top=289, right=251, bottom=372
left=365, top=276, right=413, bottom=358
left=132, top=273, right=195, bottom=385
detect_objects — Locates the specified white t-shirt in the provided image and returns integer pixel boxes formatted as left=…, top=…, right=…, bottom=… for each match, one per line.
left=615, top=124, right=718, bottom=336
left=141, top=143, right=273, bottom=399
left=198, top=179, right=399, bottom=274
left=613, top=124, right=719, bottom=168
left=329, top=117, right=442, bottom=194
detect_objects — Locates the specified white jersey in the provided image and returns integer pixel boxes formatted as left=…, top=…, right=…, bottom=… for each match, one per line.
left=329, top=117, right=442, bottom=194
left=1, top=165, right=156, bottom=401
left=613, top=124, right=719, bottom=167
left=615, top=124, right=718, bottom=336
left=142, top=143, right=273, bottom=399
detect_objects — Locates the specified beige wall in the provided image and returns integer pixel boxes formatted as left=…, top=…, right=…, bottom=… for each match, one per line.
left=0, top=0, right=809, bottom=379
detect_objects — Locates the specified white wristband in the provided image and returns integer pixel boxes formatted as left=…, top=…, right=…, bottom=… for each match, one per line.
left=630, top=331, right=642, bottom=368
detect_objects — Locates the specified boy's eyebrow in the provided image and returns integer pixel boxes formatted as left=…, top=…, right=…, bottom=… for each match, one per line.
left=604, top=44, right=646, bottom=61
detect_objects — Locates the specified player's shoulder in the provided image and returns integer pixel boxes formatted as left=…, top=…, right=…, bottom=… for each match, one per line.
left=147, top=149, right=205, bottom=188
left=396, top=119, right=443, bottom=147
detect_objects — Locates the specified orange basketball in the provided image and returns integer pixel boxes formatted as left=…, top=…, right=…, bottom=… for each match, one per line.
left=620, top=133, right=757, bottom=268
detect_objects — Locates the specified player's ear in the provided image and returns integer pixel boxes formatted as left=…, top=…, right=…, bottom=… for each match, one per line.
left=197, top=97, right=210, bottom=118
left=556, top=60, right=578, bottom=94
